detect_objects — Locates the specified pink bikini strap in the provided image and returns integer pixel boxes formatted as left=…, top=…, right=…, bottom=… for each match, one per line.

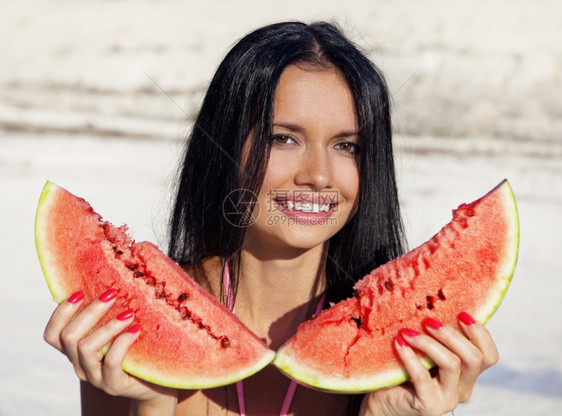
left=224, top=260, right=325, bottom=416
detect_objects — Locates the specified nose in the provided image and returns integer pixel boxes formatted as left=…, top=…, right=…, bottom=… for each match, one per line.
left=294, top=147, right=335, bottom=190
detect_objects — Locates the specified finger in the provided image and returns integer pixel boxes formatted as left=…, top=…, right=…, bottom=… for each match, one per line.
left=400, top=328, right=461, bottom=405
left=101, top=325, right=142, bottom=396
left=423, top=317, right=484, bottom=402
left=44, top=290, right=86, bottom=351
left=78, top=309, right=136, bottom=388
left=60, top=289, right=119, bottom=374
left=458, top=312, right=499, bottom=371
left=394, top=332, right=435, bottom=400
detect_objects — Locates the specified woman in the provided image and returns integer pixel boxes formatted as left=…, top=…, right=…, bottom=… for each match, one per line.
left=44, top=21, right=499, bottom=415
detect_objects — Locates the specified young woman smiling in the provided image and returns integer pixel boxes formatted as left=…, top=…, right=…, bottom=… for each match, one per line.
left=44, top=21, right=499, bottom=416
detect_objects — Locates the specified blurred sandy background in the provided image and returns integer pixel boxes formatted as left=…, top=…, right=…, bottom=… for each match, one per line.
left=1, top=0, right=561, bottom=415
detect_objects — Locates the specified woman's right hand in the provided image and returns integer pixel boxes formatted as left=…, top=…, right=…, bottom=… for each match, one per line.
left=44, top=288, right=178, bottom=414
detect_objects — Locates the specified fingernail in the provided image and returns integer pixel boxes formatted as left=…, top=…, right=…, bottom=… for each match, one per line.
left=458, top=311, right=476, bottom=326
left=127, top=324, right=141, bottom=334
left=395, top=333, right=408, bottom=347
left=423, top=317, right=444, bottom=330
left=116, top=309, right=135, bottom=321
left=67, top=290, right=85, bottom=304
left=99, top=288, right=118, bottom=302
left=400, top=328, right=420, bottom=338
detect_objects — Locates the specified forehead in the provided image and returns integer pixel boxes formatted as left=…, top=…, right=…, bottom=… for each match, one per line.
left=273, top=65, right=358, bottom=130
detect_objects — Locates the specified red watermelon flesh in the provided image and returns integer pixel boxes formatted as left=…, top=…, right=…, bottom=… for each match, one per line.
left=274, top=180, right=519, bottom=392
left=35, top=181, right=275, bottom=389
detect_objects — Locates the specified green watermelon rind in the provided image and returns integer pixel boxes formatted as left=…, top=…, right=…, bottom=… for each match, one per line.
left=274, top=179, right=519, bottom=393
left=121, top=350, right=276, bottom=390
left=35, top=181, right=69, bottom=303
left=274, top=355, right=435, bottom=393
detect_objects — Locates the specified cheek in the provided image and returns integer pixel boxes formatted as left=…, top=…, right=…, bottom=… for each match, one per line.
left=338, top=163, right=360, bottom=202
left=259, top=152, right=295, bottom=191
left=342, top=172, right=360, bottom=222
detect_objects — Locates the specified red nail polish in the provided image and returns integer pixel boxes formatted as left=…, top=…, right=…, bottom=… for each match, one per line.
left=459, top=311, right=476, bottom=326
left=395, top=333, right=408, bottom=347
left=67, top=290, right=85, bottom=304
left=127, top=324, right=141, bottom=334
left=423, top=317, right=444, bottom=330
left=400, top=328, right=420, bottom=338
left=99, top=288, right=118, bottom=302
left=116, top=309, right=135, bottom=321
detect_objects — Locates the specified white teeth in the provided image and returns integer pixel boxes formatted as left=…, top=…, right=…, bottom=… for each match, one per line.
left=295, top=202, right=312, bottom=212
left=280, top=200, right=332, bottom=213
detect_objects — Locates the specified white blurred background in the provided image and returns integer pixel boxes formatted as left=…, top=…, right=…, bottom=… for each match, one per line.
left=1, top=1, right=561, bottom=414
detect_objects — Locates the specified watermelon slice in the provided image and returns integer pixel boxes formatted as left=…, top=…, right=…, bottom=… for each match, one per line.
left=35, top=181, right=275, bottom=389
left=274, top=179, right=519, bottom=393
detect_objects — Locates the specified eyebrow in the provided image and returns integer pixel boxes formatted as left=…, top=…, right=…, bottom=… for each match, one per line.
left=273, top=122, right=360, bottom=139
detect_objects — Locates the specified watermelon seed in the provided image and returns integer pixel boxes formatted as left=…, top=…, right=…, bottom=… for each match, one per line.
left=174, top=297, right=228, bottom=344
left=127, top=264, right=138, bottom=271
left=426, top=295, right=435, bottom=310
left=133, top=271, right=144, bottom=278
left=221, top=337, right=230, bottom=348
left=178, top=293, right=189, bottom=301
left=179, top=306, right=191, bottom=320
left=437, top=289, right=446, bottom=300
left=384, top=281, right=394, bottom=292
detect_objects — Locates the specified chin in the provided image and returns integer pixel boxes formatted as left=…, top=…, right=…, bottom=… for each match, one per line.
left=264, top=225, right=339, bottom=252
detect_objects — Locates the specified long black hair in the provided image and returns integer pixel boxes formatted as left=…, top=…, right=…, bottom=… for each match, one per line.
left=168, top=21, right=405, bottom=305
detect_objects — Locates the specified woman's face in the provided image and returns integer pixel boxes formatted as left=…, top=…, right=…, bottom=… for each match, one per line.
left=244, top=64, right=360, bottom=253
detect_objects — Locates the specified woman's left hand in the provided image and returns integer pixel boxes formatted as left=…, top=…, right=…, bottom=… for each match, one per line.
left=360, top=312, right=499, bottom=416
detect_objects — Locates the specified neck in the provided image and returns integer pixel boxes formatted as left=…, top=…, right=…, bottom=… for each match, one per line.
left=233, top=242, right=328, bottom=349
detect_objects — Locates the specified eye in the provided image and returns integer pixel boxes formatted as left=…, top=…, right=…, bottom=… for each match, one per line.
left=335, top=141, right=360, bottom=155
left=271, top=134, right=296, bottom=146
